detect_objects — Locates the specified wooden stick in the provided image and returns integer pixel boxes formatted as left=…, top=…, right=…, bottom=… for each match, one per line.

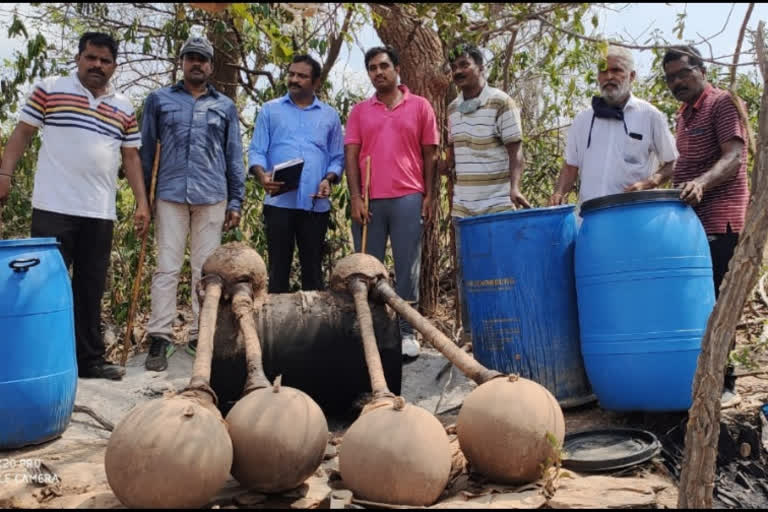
left=361, top=155, right=371, bottom=254
left=231, top=283, right=270, bottom=394
left=349, top=278, right=391, bottom=397
left=121, top=141, right=161, bottom=366
left=187, top=275, right=222, bottom=393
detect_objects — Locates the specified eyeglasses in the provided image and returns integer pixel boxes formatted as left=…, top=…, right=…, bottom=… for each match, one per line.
left=664, top=66, right=699, bottom=84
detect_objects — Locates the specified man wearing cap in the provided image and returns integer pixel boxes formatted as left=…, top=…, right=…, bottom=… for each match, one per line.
left=140, top=36, right=245, bottom=372
left=549, top=45, right=678, bottom=206
left=0, top=32, right=150, bottom=380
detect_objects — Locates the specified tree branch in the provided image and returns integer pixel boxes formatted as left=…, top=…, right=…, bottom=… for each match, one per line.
left=227, top=64, right=275, bottom=88
left=319, top=5, right=354, bottom=86
left=730, top=3, right=755, bottom=87
left=728, top=4, right=757, bottom=156
left=535, top=14, right=758, bottom=67
left=502, top=29, right=518, bottom=92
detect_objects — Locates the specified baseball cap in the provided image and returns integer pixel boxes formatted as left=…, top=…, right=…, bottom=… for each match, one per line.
left=180, top=36, right=214, bottom=61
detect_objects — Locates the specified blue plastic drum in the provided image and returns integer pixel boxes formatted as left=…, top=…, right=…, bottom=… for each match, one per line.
left=575, top=190, right=715, bottom=411
left=0, top=238, right=77, bottom=449
left=457, top=206, right=593, bottom=408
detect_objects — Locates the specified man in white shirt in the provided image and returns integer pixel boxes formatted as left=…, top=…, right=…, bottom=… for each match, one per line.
left=0, top=32, right=150, bottom=380
left=549, top=46, right=678, bottom=206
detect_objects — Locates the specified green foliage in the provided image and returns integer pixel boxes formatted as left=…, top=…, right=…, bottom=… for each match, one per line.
left=2, top=2, right=765, bottom=331
left=1, top=16, right=55, bottom=122
left=0, top=128, right=38, bottom=238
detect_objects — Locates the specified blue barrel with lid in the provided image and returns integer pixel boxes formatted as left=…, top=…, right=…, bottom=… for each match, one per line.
left=457, top=205, right=593, bottom=408
left=575, top=190, right=715, bottom=411
left=0, top=238, right=77, bottom=449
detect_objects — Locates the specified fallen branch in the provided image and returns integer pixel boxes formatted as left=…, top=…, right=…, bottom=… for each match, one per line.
left=73, top=404, right=115, bottom=432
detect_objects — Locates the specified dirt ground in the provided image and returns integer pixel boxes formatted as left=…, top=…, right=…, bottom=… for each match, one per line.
left=0, top=285, right=766, bottom=509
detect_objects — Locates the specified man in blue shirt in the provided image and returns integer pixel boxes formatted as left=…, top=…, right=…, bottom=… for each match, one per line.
left=248, top=54, right=344, bottom=293
left=140, top=36, right=245, bottom=371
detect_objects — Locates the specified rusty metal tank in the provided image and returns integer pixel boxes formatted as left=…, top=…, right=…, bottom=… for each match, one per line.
left=210, top=290, right=402, bottom=416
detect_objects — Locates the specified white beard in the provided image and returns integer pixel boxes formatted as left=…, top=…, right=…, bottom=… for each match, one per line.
left=601, top=81, right=631, bottom=106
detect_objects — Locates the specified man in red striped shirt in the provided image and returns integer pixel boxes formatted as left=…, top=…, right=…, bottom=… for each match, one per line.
left=627, top=45, right=749, bottom=405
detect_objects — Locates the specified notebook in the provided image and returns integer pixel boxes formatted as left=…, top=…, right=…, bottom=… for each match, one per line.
left=271, top=158, right=304, bottom=197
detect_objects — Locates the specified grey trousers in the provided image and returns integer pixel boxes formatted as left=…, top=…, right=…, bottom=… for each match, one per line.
left=352, top=193, right=423, bottom=337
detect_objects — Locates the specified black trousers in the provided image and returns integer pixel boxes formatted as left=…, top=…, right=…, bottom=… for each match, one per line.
left=263, top=205, right=329, bottom=294
left=31, top=209, right=114, bottom=367
left=709, top=226, right=739, bottom=390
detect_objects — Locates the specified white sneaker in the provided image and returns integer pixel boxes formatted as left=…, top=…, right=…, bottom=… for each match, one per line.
left=402, top=335, right=420, bottom=359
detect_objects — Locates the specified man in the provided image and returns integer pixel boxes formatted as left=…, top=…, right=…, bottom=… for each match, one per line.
left=438, top=43, right=530, bottom=345
left=140, top=36, right=245, bottom=372
left=0, top=32, right=150, bottom=380
left=344, top=46, right=439, bottom=359
left=248, top=54, right=344, bottom=293
left=626, top=45, right=749, bottom=405
left=549, top=46, right=678, bottom=206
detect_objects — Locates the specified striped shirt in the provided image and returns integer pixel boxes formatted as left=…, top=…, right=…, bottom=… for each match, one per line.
left=448, top=84, right=522, bottom=218
left=672, top=84, right=749, bottom=234
left=19, top=74, right=140, bottom=220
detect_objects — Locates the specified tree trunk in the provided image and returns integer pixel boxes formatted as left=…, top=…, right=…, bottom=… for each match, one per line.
left=678, top=23, right=768, bottom=508
left=368, top=3, right=451, bottom=315
left=207, top=15, right=241, bottom=101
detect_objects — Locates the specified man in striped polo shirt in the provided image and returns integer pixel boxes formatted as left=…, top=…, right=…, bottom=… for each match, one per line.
left=439, top=43, right=530, bottom=345
left=0, top=32, right=150, bottom=380
left=627, top=45, right=749, bottom=405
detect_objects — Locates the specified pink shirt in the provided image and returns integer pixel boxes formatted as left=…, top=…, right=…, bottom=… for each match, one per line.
left=344, top=85, right=439, bottom=199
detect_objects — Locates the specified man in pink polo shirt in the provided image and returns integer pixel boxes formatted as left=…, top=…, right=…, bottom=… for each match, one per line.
left=344, top=45, right=439, bottom=359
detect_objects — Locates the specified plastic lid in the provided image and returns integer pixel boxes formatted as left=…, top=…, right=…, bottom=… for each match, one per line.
left=561, top=428, right=661, bottom=472
left=580, top=189, right=682, bottom=214
left=456, top=204, right=575, bottom=227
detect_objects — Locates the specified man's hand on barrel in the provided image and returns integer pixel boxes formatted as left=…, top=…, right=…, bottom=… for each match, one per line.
left=510, top=187, right=531, bottom=209
left=678, top=179, right=705, bottom=206
left=548, top=192, right=564, bottom=206
left=624, top=180, right=654, bottom=193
